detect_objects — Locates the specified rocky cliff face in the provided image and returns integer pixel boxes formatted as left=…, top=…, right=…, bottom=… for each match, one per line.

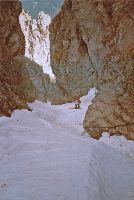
left=19, top=10, right=53, bottom=76
left=50, top=0, right=134, bottom=139
left=50, top=0, right=93, bottom=103
left=0, top=1, right=47, bottom=116
left=0, top=0, right=25, bottom=64
left=0, top=56, right=48, bottom=116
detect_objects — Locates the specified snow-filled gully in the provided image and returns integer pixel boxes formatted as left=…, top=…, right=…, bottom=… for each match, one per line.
left=0, top=88, right=134, bottom=200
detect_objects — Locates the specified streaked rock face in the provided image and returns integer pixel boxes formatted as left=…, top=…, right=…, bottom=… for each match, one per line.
left=50, top=0, right=134, bottom=139
left=19, top=10, right=52, bottom=76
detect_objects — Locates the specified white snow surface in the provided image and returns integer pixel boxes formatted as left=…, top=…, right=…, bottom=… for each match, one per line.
left=0, top=88, right=134, bottom=200
left=19, top=10, right=55, bottom=80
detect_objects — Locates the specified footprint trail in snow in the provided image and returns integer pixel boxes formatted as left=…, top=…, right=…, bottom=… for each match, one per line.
left=0, top=88, right=134, bottom=200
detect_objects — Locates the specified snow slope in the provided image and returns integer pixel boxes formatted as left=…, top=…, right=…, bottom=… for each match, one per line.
left=19, top=10, right=54, bottom=79
left=0, top=88, right=134, bottom=200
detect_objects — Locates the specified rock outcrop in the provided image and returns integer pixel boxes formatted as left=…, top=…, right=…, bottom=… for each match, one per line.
left=50, top=0, right=134, bottom=139
left=0, top=56, right=48, bottom=116
left=50, top=0, right=94, bottom=103
left=0, top=0, right=25, bottom=64
left=0, top=1, right=47, bottom=116
left=19, top=10, right=53, bottom=76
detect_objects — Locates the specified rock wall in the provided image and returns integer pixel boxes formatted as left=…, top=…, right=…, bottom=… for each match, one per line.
left=0, top=56, right=48, bottom=116
left=50, top=0, right=134, bottom=139
left=0, top=1, right=47, bottom=116
left=19, top=10, right=53, bottom=76
left=0, top=0, right=25, bottom=64
left=50, top=0, right=94, bottom=103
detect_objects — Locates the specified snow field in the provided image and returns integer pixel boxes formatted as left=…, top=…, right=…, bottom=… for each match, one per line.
left=0, top=88, right=134, bottom=200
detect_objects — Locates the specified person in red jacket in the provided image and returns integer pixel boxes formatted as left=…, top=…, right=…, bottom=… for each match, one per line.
left=74, top=98, right=81, bottom=109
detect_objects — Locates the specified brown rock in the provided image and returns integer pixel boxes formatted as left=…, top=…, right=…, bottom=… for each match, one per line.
left=0, top=0, right=25, bottom=64
left=0, top=56, right=47, bottom=116
left=50, top=0, right=134, bottom=139
left=0, top=1, right=47, bottom=116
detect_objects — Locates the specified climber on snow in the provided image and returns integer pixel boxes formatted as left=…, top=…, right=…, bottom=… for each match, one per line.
left=74, top=98, right=81, bottom=109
